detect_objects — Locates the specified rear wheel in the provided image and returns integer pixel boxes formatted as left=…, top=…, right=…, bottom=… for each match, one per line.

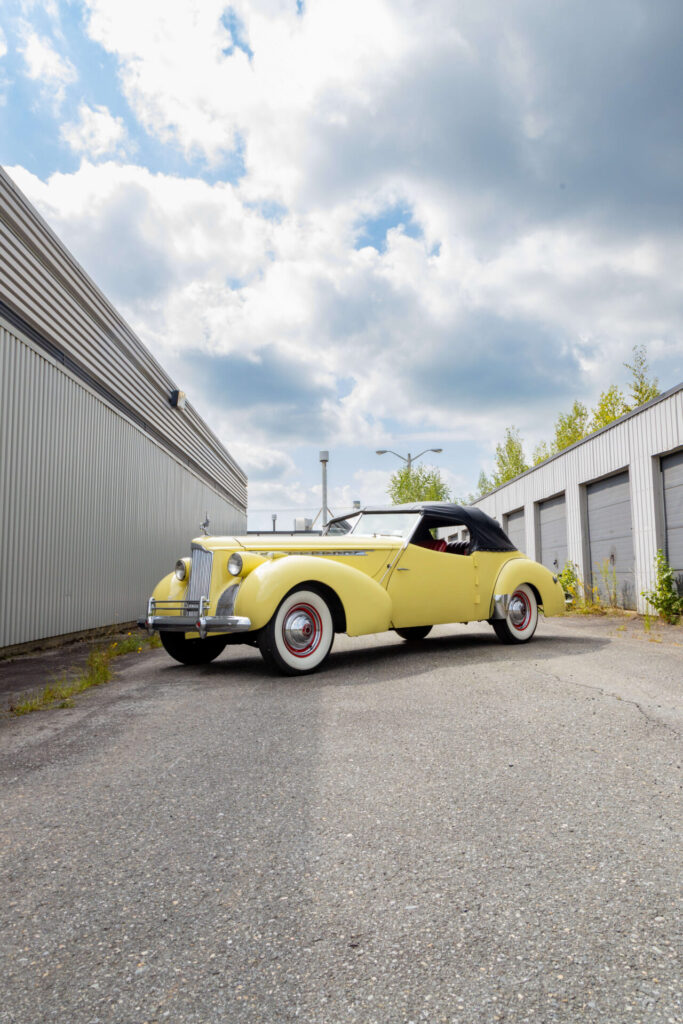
left=259, top=588, right=334, bottom=676
left=395, top=625, right=432, bottom=642
left=159, top=631, right=227, bottom=665
left=491, top=584, right=538, bottom=644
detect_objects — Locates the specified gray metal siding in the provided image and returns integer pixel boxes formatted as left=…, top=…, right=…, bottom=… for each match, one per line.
left=662, top=448, right=683, bottom=588
left=505, top=509, right=526, bottom=552
left=538, top=494, right=567, bottom=572
left=586, top=471, right=635, bottom=608
left=473, top=385, right=682, bottom=612
left=0, top=167, right=246, bottom=508
left=1, top=326, right=246, bottom=648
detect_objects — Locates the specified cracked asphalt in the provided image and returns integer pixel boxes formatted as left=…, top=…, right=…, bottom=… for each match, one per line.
left=0, top=616, right=681, bottom=1024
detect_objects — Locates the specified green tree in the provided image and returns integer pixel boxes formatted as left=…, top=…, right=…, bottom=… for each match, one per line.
left=532, top=440, right=554, bottom=465
left=624, top=344, right=659, bottom=409
left=590, top=384, right=628, bottom=432
left=491, top=427, right=528, bottom=486
left=459, top=470, right=494, bottom=504
left=388, top=463, right=451, bottom=504
left=553, top=399, right=589, bottom=452
left=475, top=469, right=493, bottom=497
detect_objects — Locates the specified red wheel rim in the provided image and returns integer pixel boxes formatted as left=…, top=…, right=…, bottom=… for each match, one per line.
left=281, top=602, right=323, bottom=658
left=509, top=590, right=532, bottom=631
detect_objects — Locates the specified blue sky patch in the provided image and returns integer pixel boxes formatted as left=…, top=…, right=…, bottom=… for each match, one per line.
left=354, top=203, right=423, bottom=252
left=221, top=8, right=254, bottom=61
left=0, top=5, right=246, bottom=183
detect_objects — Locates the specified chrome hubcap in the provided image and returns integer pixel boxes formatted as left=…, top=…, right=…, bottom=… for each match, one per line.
left=283, top=609, right=317, bottom=652
left=508, top=595, right=528, bottom=626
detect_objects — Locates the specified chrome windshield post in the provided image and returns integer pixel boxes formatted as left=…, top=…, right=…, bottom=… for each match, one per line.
left=379, top=528, right=417, bottom=586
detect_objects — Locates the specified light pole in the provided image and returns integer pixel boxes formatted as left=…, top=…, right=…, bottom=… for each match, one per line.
left=319, top=450, right=329, bottom=527
left=376, top=447, right=443, bottom=471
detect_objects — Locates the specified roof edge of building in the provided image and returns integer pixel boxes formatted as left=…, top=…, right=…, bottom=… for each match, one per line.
left=476, top=380, right=683, bottom=502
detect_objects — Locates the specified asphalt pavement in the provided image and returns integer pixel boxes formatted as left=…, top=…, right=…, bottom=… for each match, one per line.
left=0, top=617, right=680, bottom=1024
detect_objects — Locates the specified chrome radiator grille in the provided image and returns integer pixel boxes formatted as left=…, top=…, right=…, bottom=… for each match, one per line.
left=188, top=546, right=214, bottom=605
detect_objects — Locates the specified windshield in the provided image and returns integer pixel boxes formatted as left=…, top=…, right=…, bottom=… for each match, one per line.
left=348, top=512, right=421, bottom=538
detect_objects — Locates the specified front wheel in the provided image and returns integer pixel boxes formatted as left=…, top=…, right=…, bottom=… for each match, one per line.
left=259, top=588, right=334, bottom=676
left=159, top=631, right=227, bottom=665
left=491, top=584, right=538, bottom=644
left=395, top=625, right=432, bottom=642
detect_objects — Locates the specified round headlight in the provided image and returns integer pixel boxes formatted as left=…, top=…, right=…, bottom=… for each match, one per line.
left=228, top=553, right=243, bottom=576
left=174, top=559, right=187, bottom=581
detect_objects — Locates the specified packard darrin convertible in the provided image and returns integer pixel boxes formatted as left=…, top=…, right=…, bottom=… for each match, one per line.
left=141, top=503, right=565, bottom=675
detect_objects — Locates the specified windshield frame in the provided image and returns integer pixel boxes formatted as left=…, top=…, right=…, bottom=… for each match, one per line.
left=324, top=510, right=422, bottom=540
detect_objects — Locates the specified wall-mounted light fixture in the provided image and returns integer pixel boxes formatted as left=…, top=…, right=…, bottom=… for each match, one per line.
left=169, top=389, right=187, bottom=409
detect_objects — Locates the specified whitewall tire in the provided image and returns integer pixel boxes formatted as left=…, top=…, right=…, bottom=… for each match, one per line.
left=491, top=584, right=538, bottom=644
left=259, top=588, right=335, bottom=675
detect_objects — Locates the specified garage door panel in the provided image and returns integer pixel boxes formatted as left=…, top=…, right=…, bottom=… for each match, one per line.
left=665, top=527, right=683, bottom=571
left=539, top=494, right=567, bottom=571
left=662, top=449, right=683, bottom=584
left=587, top=471, right=635, bottom=609
left=586, top=475, right=631, bottom=509
left=585, top=500, right=633, bottom=540
left=505, top=509, right=525, bottom=553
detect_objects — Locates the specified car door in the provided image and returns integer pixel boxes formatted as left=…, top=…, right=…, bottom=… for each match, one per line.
left=385, top=544, right=479, bottom=628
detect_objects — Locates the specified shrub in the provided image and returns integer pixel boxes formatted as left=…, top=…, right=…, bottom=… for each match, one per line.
left=558, top=560, right=578, bottom=599
left=641, top=549, right=682, bottom=624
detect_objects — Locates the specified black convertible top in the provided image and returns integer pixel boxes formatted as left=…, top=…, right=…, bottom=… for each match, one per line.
left=326, top=502, right=517, bottom=553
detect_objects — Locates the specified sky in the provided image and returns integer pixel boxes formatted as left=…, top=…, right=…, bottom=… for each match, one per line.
left=1, top=0, right=682, bottom=530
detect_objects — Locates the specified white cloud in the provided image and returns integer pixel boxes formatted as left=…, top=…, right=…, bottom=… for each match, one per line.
left=0, top=27, right=8, bottom=59
left=18, top=27, right=76, bottom=108
left=6, top=0, right=683, bottom=516
left=60, top=103, right=127, bottom=158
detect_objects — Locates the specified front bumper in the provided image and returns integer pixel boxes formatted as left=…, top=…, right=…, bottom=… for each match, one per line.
left=139, top=597, right=251, bottom=639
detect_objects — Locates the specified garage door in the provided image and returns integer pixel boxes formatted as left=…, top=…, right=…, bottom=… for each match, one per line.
left=586, top=471, right=635, bottom=608
left=538, top=494, right=568, bottom=573
left=505, top=508, right=526, bottom=553
left=662, top=448, right=683, bottom=592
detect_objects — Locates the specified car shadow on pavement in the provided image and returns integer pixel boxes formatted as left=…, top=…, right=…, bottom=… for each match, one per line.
left=318, top=629, right=612, bottom=685
left=165, top=626, right=612, bottom=690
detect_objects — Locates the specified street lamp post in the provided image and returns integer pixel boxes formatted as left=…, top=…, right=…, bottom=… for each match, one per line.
left=319, top=450, right=329, bottom=527
left=376, top=447, right=443, bottom=470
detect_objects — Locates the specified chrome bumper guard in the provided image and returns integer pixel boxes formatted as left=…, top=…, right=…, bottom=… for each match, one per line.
left=140, top=597, right=251, bottom=639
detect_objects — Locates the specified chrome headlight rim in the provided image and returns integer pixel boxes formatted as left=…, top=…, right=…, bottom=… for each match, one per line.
left=228, top=552, right=243, bottom=577
left=174, top=558, right=189, bottom=581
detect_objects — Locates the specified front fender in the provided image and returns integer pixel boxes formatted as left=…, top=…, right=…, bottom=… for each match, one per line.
left=492, top=558, right=565, bottom=617
left=152, top=571, right=187, bottom=602
left=235, top=556, right=393, bottom=635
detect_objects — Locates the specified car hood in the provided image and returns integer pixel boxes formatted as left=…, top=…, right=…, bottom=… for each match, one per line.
left=189, top=535, right=401, bottom=553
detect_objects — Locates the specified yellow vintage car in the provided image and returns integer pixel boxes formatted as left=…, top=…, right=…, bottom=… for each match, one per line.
left=141, top=503, right=565, bottom=675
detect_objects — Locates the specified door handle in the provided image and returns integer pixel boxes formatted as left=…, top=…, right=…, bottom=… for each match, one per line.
left=396, top=567, right=410, bottom=572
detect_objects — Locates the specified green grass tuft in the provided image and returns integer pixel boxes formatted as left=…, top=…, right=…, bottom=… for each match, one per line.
left=8, top=631, right=160, bottom=717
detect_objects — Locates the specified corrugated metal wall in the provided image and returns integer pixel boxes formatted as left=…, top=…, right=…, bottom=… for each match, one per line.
left=473, top=385, right=683, bottom=613
left=0, top=167, right=246, bottom=508
left=1, top=323, right=246, bottom=647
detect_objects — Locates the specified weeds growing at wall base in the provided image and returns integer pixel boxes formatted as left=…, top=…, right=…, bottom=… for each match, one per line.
left=641, top=549, right=683, bottom=625
left=9, top=632, right=161, bottom=716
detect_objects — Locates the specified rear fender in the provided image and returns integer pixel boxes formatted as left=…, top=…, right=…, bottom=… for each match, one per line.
left=235, top=556, right=393, bottom=635
left=492, top=558, right=566, bottom=617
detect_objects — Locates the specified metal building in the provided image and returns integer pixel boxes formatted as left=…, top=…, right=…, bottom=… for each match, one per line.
left=0, top=167, right=247, bottom=649
left=471, top=384, right=683, bottom=612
